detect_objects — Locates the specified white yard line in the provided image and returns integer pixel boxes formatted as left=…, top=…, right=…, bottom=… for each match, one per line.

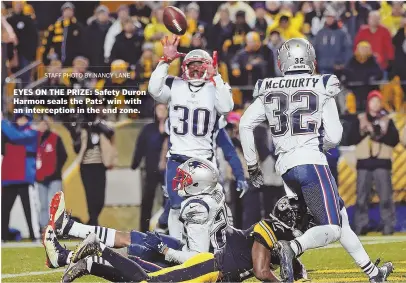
left=2, top=270, right=63, bottom=279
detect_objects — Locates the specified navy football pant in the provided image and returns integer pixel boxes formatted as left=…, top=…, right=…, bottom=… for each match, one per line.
left=282, top=164, right=342, bottom=226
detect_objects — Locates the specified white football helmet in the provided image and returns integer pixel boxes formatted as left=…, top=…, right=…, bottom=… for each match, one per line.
left=278, top=38, right=316, bottom=75
left=181, top=49, right=212, bottom=85
left=173, top=157, right=219, bottom=197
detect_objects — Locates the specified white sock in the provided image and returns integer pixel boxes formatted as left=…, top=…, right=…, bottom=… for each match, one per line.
left=99, top=242, right=106, bottom=251
left=290, top=224, right=341, bottom=255
left=168, top=209, right=183, bottom=241
left=66, top=251, right=73, bottom=264
left=339, top=208, right=378, bottom=278
left=69, top=223, right=116, bottom=247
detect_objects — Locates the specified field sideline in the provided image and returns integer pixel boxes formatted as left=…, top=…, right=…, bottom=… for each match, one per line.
left=1, top=235, right=406, bottom=282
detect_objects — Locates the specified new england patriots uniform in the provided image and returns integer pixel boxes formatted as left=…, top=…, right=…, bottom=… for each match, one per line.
left=240, top=74, right=343, bottom=226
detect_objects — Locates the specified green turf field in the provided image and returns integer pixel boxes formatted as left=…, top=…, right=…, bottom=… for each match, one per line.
left=2, top=235, right=406, bottom=282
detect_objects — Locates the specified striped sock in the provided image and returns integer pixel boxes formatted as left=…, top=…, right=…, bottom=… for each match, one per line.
left=361, top=261, right=379, bottom=278
left=94, top=226, right=116, bottom=247
left=290, top=240, right=303, bottom=256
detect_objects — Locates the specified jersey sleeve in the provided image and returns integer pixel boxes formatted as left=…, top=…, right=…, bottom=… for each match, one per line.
left=252, top=220, right=278, bottom=250
left=252, top=79, right=264, bottom=98
left=322, top=97, right=343, bottom=150
left=239, top=97, right=267, bottom=166
left=180, top=200, right=210, bottom=224
left=147, top=61, right=172, bottom=103
left=323, top=74, right=342, bottom=97
left=213, top=75, right=234, bottom=115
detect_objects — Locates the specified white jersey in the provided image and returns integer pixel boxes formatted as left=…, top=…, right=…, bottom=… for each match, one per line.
left=164, top=184, right=230, bottom=264
left=240, top=74, right=343, bottom=175
left=148, top=62, right=234, bottom=160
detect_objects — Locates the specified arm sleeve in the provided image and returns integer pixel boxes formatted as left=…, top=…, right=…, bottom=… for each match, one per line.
left=216, top=129, right=245, bottom=181
left=212, top=75, right=234, bottom=115
left=379, top=119, right=399, bottom=147
left=1, top=120, right=37, bottom=143
left=253, top=126, right=271, bottom=162
left=147, top=62, right=172, bottom=104
left=322, top=98, right=343, bottom=150
left=239, top=98, right=267, bottom=166
left=165, top=203, right=210, bottom=264
left=131, top=126, right=147, bottom=170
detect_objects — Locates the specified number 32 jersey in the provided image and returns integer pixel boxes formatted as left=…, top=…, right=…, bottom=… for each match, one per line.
left=240, top=74, right=343, bottom=175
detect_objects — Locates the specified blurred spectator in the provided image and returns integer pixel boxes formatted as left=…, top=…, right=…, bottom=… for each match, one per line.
left=313, top=8, right=352, bottom=75
left=41, top=2, right=84, bottom=66
left=6, top=1, right=38, bottom=87
left=36, top=117, right=67, bottom=230
left=213, top=2, right=256, bottom=28
left=295, top=1, right=314, bottom=35
left=266, top=14, right=305, bottom=40
left=1, top=16, right=17, bottom=96
left=84, top=5, right=113, bottom=74
left=136, top=43, right=158, bottom=83
left=110, top=18, right=143, bottom=68
left=266, top=30, right=284, bottom=77
left=343, top=41, right=383, bottom=112
left=380, top=1, right=406, bottom=36
left=144, top=7, right=170, bottom=56
left=392, top=21, right=406, bottom=94
left=179, top=3, right=207, bottom=50
left=129, top=1, right=152, bottom=27
left=401, top=126, right=406, bottom=146
left=104, top=5, right=131, bottom=62
left=341, top=2, right=372, bottom=40
left=253, top=2, right=272, bottom=40
left=224, top=10, right=252, bottom=56
left=348, top=91, right=399, bottom=235
left=2, top=112, right=37, bottom=241
left=73, top=113, right=117, bottom=225
left=208, top=4, right=234, bottom=59
left=354, top=11, right=394, bottom=71
left=231, top=32, right=275, bottom=91
left=265, top=1, right=282, bottom=21
left=41, top=60, right=67, bottom=111
left=61, top=56, right=96, bottom=90
left=131, top=103, right=167, bottom=232
left=304, top=1, right=325, bottom=38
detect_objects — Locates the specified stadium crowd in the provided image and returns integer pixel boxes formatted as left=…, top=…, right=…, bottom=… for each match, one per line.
left=1, top=1, right=406, bottom=240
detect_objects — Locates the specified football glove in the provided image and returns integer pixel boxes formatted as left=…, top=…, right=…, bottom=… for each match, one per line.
left=160, top=35, right=186, bottom=63
left=236, top=179, right=249, bottom=198
left=144, top=231, right=168, bottom=254
left=248, top=163, right=264, bottom=188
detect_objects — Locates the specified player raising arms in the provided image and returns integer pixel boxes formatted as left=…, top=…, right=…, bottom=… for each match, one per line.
left=148, top=36, right=234, bottom=240
left=239, top=38, right=393, bottom=282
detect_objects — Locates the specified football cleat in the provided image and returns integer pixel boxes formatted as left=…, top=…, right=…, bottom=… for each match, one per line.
left=277, top=240, right=295, bottom=282
left=61, top=258, right=89, bottom=282
left=42, top=225, right=70, bottom=268
left=293, top=258, right=309, bottom=281
left=71, top=233, right=102, bottom=263
left=49, top=191, right=74, bottom=238
left=370, top=261, right=394, bottom=283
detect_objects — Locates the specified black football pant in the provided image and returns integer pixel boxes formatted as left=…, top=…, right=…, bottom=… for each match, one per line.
left=140, top=169, right=164, bottom=232
left=1, top=184, right=36, bottom=240
left=80, top=164, right=106, bottom=226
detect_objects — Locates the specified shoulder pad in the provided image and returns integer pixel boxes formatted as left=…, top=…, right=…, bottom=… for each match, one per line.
left=180, top=199, right=210, bottom=224
left=322, top=74, right=342, bottom=97
left=252, top=220, right=277, bottom=250
left=253, top=79, right=265, bottom=98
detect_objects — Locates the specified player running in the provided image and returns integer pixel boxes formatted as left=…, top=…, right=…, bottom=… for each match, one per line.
left=239, top=38, right=393, bottom=282
left=60, top=196, right=312, bottom=282
left=148, top=35, right=235, bottom=240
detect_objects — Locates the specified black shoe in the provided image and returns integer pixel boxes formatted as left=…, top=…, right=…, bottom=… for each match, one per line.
left=277, top=240, right=295, bottom=282
left=61, top=258, right=89, bottom=282
left=369, top=261, right=394, bottom=283
left=71, top=233, right=102, bottom=263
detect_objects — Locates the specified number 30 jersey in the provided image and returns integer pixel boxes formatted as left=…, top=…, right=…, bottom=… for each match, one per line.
left=148, top=62, right=234, bottom=160
left=240, top=74, right=343, bottom=175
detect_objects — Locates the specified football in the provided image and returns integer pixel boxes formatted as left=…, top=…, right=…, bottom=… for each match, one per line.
left=163, top=6, right=187, bottom=35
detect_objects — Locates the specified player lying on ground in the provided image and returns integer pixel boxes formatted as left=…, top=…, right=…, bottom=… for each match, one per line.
left=239, top=37, right=393, bottom=282
left=44, top=158, right=234, bottom=269
left=60, top=196, right=315, bottom=282
left=148, top=35, right=235, bottom=240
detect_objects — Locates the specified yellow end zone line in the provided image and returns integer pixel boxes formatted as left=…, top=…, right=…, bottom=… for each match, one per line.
left=310, top=277, right=405, bottom=282
left=311, top=268, right=406, bottom=274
